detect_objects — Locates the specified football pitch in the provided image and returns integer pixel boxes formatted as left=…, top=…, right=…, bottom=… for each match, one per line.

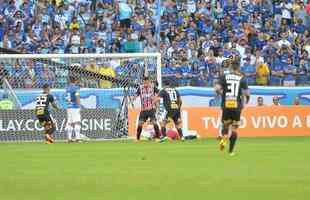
left=0, top=137, right=309, bottom=200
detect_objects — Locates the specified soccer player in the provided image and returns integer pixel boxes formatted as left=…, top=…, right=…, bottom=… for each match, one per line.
left=135, top=76, right=160, bottom=141
left=35, top=84, right=59, bottom=144
left=66, top=76, right=82, bottom=142
left=155, top=81, right=183, bottom=141
left=217, top=58, right=232, bottom=139
left=215, top=59, right=250, bottom=156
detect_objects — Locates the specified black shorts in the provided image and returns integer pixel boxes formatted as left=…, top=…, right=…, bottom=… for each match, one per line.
left=166, top=109, right=181, bottom=124
left=221, top=109, right=241, bottom=127
left=139, top=109, right=156, bottom=123
left=36, top=114, right=54, bottom=127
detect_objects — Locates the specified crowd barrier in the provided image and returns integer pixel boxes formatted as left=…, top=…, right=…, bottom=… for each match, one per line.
left=0, top=86, right=309, bottom=109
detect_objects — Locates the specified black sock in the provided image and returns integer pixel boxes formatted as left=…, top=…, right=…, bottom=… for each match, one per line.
left=161, top=127, right=167, bottom=137
left=177, top=128, right=183, bottom=138
left=153, top=124, right=160, bottom=139
left=137, top=125, right=143, bottom=140
left=229, top=131, right=238, bottom=153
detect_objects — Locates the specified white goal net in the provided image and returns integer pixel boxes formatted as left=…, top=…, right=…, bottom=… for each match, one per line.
left=0, top=53, right=161, bottom=142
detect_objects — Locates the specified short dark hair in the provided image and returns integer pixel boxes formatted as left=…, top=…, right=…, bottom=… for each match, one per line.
left=143, top=76, right=150, bottom=81
left=43, top=83, right=50, bottom=89
left=231, top=61, right=240, bottom=71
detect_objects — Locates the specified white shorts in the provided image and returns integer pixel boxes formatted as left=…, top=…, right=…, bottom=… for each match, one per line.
left=67, top=108, right=81, bottom=124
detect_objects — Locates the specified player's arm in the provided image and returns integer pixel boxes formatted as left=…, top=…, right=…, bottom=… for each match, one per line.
left=241, top=77, right=250, bottom=104
left=176, top=90, right=182, bottom=108
left=214, top=77, right=224, bottom=96
left=131, top=87, right=140, bottom=101
left=48, top=94, right=60, bottom=110
left=75, top=90, right=81, bottom=107
left=128, top=87, right=140, bottom=108
left=153, top=89, right=164, bottom=104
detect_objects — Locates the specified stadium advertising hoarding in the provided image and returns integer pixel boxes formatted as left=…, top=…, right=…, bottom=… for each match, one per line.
left=0, top=109, right=117, bottom=141
left=129, top=106, right=310, bottom=138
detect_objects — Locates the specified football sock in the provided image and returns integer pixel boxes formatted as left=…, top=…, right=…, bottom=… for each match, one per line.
left=67, top=125, right=73, bottom=140
left=229, top=131, right=238, bottom=153
left=161, top=127, right=167, bottom=137
left=177, top=128, right=183, bottom=138
left=153, top=124, right=160, bottom=139
left=49, top=126, right=56, bottom=135
left=137, top=125, right=143, bottom=140
left=75, top=124, right=81, bottom=140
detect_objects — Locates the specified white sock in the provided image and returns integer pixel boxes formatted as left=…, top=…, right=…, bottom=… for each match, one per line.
left=67, top=125, right=73, bottom=140
left=75, top=124, right=81, bottom=140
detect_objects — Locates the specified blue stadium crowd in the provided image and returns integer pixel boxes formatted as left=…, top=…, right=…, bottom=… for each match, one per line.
left=0, top=0, right=310, bottom=88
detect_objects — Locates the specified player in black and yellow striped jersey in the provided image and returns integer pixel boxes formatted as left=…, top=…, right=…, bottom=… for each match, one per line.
left=215, top=59, right=250, bottom=155
left=156, top=81, right=183, bottom=141
left=35, top=84, right=59, bottom=144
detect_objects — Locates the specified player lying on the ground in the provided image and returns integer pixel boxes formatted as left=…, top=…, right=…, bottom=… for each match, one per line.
left=66, top=76, right=82, bottom=143
left=35, top=84, right=59, bottom=144
left=154, top=80, right=184, bottom=141
left=133, top=76, right=160, bottom=141
left=214, top=58, right=250, bottom=156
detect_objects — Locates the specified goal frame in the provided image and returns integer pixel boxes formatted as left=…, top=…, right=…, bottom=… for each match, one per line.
left=0, top=52, right=162, bottom=141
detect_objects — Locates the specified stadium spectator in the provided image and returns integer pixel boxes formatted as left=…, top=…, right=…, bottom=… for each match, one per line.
left=0, top=63, right=9, bottom=87
left=297, top=59, right=310, bottom=85
left=241, top=56, right=256, bottom=85
left=270, top=60, right=284, bottom=86
left=283, top=58, right=297, bottom=86
left=256, top=62, right=270, bottom=86
left=0, top=93, right=13, bottom=110
left=257, top=96, right=264, bottom=107
left=272, top=96, right=281, bottom=106
left=85, top=60, right=99, bottom=88
left=118, top=0, right=133, bottom=31
left=307, top=1, right=310, bottom=26
left=293, top=96, right=300, bottom=105
left=98, top=62, right=116, bottom=88
left=0, top=0, right=310, bottom=88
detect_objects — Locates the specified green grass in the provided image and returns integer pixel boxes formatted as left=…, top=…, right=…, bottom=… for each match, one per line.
left=0, top=137, right=310, bottom=200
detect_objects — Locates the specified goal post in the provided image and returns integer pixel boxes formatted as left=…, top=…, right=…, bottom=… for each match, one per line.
left=0, top=53, right=162, bottom=142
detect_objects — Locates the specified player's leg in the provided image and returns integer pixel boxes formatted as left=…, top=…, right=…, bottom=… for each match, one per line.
left=66, top=109, right=74, bottom=142
left=218, top=111, right=224, bottom=140
left=150, top=110, right=160, bottom=139
left=219, top=109, right=230, bottom=151
left=72, top=109, right=82, bottom=141
left=219, top=122, right=229, bottom=151
left=43, top=117, right=56, bottom=144
left=173, top=110, right=184, bottom=140
left=160, top=120, right=167, bottom=138
left=228, top=125, right=238, bottom=156
left=228, top=110, right=241, bottom=155
left=45, top=121, right=56, bottom=143
left=136, top=111, right=146, bottom=141
left=160, top=109, right=169, bottom=140
left=38, top=115, right=54, bottom=144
